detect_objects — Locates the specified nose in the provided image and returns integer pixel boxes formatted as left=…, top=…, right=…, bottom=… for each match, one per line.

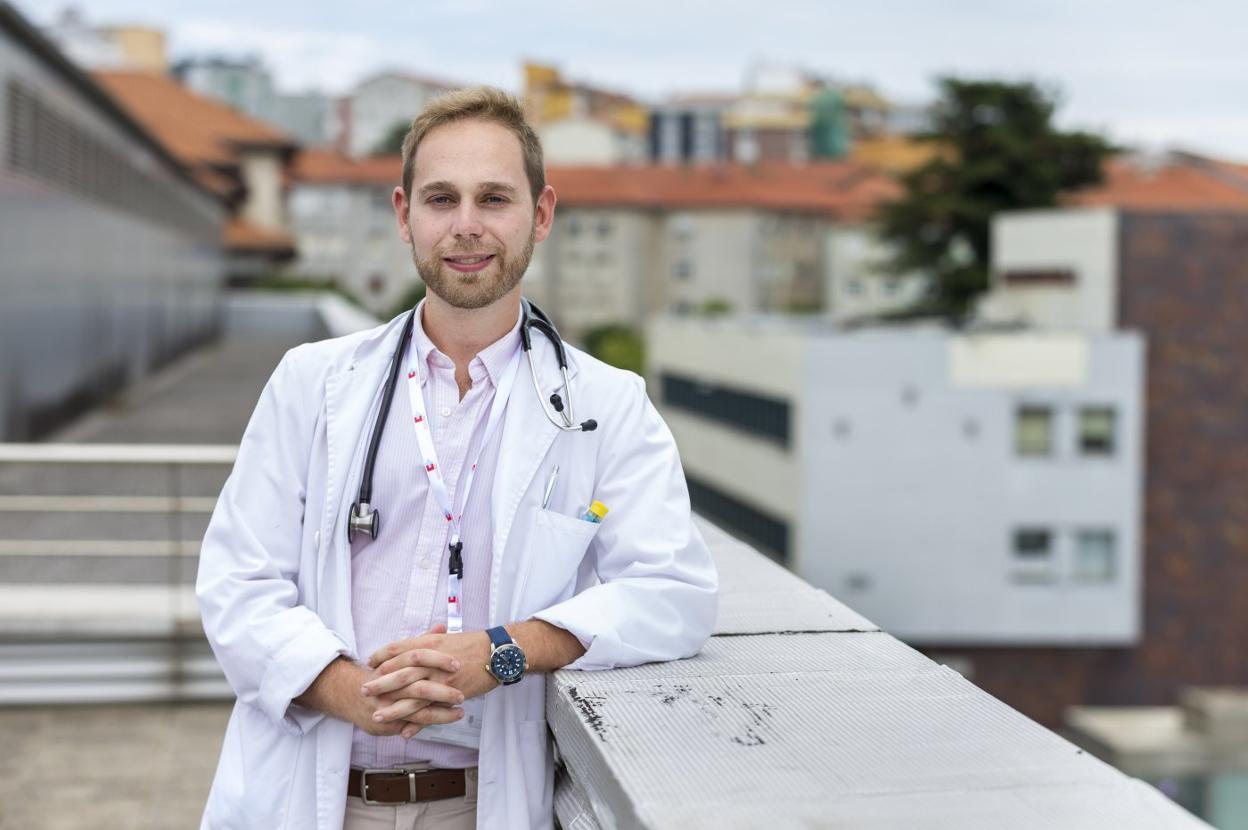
left=450, top=202, right=484, bottom=242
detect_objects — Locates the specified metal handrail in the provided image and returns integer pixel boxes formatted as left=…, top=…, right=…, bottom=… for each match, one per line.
left=0, top=443, right=237, bottom=704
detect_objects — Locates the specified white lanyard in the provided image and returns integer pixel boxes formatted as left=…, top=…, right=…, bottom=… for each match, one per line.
left=404, top=336, right=521, bottom=634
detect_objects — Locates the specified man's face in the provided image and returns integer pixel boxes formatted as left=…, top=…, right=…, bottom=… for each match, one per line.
left=394, top=119, right=555, bottom=310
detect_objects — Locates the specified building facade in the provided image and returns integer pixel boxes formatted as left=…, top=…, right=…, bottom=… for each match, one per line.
left=174, top=57, right=338, bottom=147
left=345, top=72, right=458, bottom=158
left=965, top=189, right=1248, bottom=723
left=0, top=4, right=224, bottom=440
left=648, top=318, right=1144, bottom=648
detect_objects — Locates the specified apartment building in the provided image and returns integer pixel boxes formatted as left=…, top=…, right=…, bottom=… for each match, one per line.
left=649, top=317, right=1144, bottom=648
left=287, top=154, right=900, bottom=332
left=962, top=155, right=1248, bottom=723
left=345, top=71, right=459, bottom=158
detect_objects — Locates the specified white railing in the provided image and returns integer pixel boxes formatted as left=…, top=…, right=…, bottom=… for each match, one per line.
left=0, top=443, right=235, bottom=703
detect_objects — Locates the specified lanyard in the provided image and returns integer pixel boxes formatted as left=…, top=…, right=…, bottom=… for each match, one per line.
left=404, top=336, right=521, bottom=634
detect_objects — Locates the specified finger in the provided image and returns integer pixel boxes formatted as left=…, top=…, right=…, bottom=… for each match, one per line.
left=368, top=637, right=421, bottom=668
left=374, top=648, right=461, bottom=679
left=401, top=705, right=465, bottom=739
left=373, top=682, right=465, bottom=721
left=373, top=672, right=453, bottom=706
left=360, top=665, right=434, bottom=697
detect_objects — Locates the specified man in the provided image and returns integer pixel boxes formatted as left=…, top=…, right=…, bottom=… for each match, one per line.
left=196, top=87, right=718, bottom=830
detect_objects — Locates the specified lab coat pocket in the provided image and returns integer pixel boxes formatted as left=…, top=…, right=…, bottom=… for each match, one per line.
left=515, top=507, right=601, bottom=615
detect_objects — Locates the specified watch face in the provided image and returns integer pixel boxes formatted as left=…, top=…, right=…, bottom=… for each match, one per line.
left=490, top=644, right=526, bottom=683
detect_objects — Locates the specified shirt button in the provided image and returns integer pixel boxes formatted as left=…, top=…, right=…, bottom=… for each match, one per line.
left=420, top=558, right=432, bottom=569
left=440, top=407, right=451, bottom=417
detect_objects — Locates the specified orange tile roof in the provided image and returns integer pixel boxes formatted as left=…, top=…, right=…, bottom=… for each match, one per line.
left=224, top=217, right=295, bottom=254
left=94, top=71, right=295, bottom=169
left=293, top=148, right=401, bottom=185
left=546, top=162, right=899, bottom=221
left=291, top=151, right=900, bottom=221
left=1064, top=159, right=1248, bottom=211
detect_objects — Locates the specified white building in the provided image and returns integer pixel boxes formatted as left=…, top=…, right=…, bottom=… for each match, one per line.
left=345, top=72, right=458, bottom=158
left=286, top=151, right=414, bottom=313
left=649, top=316, right=1145, bottom=646
left=824, top=225, right=929, bottom=321
left=538, top=117, right=646, bottom=165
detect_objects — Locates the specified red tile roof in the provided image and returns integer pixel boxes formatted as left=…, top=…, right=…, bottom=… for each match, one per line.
left=224, top=217, right=295, bottom=254
left=1064, top=159, right=1248, bottom=211
left=291, top=150, right=899, bottom=221
left=94, top=71, right=296, bottom=170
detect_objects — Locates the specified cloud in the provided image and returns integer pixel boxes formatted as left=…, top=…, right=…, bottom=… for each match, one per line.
left=170, top=19, right=387, bottom=93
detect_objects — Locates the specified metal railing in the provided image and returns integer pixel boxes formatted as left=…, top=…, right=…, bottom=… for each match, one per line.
left=0, top=443, right=235, bottom=703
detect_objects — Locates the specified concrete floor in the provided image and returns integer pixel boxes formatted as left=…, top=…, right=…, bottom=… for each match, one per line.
left=0, top=702, right=232, bottom=829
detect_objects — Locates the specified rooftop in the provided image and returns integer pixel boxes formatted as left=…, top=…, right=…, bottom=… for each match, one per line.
left=290, top=150, right=900, bottom=221
left=93, top=70, right=296, bottom=169
left=1065, top=157, right=1248, bottom=212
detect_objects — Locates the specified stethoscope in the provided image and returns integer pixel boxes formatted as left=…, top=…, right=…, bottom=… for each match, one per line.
left=347, top=298, right=597, bottom=541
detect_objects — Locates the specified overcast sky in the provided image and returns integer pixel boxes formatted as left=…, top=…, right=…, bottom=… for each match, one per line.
left=18, top=0, right=1248, bottom=160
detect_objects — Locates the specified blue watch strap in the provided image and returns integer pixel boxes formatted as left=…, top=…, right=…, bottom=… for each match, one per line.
left=487, top=626, right=513, bottom=649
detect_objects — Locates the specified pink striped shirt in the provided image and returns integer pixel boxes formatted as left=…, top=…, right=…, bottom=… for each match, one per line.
left=349, top=302, right=521, bottom=770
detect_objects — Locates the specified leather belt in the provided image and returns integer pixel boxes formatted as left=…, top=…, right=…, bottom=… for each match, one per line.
left=348, top=767, right=467, bottom=805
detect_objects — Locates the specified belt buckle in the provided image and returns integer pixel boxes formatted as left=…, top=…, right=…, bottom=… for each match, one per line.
left=360, top=765, right=429, bottom=805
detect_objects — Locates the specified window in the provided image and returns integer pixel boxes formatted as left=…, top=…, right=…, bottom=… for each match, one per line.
left=1001, top=269, right=1075, bottom=286
left=846, top=278, right=864, bottom=296
left=1079, top=407, right=1116, bottom=455
left=1074, top=530, right=1116, bottom=582
left=670, top=214, right=694, bottom=241
left=1012, top=528, right=1055, bottom=584
left=672, top=260, right=694, bottom=279
left=596, top=217, right=612, bottom=238
left=1016, top=406, right=1053, bottom=457
left=566, top=217, right=581, bottom=237
left=661, top=373, right=791, bottom=446
left=685, top=473, right=789, bottom=564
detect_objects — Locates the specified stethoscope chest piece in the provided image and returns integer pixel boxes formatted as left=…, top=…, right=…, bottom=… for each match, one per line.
left=348, top=502, right=379, bottom=541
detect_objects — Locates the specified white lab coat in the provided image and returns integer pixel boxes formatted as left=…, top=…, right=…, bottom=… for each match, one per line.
left=196, top=310, right=718, bottom=829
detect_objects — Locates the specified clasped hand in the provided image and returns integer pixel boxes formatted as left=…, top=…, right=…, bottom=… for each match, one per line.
left=361, top=624, right=497, bottom=740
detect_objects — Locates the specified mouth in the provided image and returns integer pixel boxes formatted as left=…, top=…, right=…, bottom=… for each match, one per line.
left=442, top=254, right=496, bottom=273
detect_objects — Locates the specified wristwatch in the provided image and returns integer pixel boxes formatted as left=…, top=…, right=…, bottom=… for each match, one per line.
left=485, top=626, right=527, bottom=686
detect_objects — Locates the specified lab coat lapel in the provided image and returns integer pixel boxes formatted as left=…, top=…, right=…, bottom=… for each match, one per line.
left=489, top=335, right=578, bottom=623
left=318, top=317, right=407, bottom=599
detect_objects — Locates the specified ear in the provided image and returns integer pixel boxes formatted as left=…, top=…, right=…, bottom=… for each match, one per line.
left=532, top=185, right=557, bottom=244
left=392, top=185, right=413, bottom=245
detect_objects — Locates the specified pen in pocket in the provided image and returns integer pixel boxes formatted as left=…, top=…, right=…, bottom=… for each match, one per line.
left=541, top=466, right=559, bottom=509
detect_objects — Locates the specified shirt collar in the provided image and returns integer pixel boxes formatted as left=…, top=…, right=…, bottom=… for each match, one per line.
left=411, top=298, right=523, bottom=387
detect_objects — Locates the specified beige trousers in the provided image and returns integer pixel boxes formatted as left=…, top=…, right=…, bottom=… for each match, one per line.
left=342, top=768, right=478, bottom=830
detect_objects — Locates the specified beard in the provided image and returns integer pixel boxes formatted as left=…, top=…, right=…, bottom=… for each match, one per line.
left=412, top=224, right=536, bottom=310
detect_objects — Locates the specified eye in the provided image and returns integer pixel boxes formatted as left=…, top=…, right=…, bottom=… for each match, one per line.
left=482, top=194, right=509, bottom=205
left=427, top=194, right=454, bottom=206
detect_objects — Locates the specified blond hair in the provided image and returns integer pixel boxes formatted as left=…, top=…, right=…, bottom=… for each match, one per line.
left=401, top=86, right=545, bottom=204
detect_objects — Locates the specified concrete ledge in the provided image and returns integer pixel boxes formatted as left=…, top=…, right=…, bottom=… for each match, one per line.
left=547, top=517, right=1209, bottom=829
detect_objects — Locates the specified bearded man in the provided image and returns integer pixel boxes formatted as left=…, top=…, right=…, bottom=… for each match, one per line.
left=196, top=87, right=718, bottom=830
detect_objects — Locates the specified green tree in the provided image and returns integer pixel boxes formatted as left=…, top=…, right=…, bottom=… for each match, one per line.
left=583, top=325, right=645, bottom=376
left=876, top=78, right=1114, bottom=320
left=371, top=120, right=411, bottom=156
